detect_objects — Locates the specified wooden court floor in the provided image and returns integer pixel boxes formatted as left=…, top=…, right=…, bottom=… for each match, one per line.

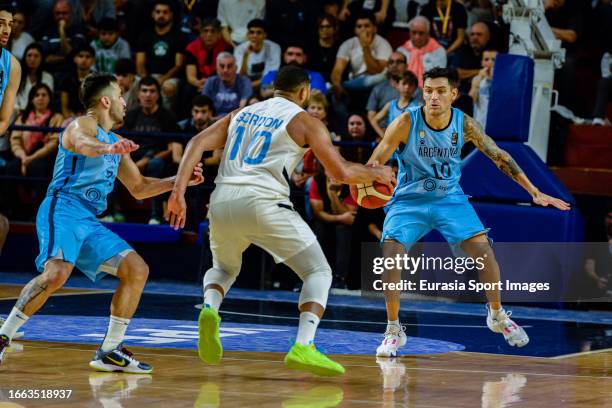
left=0, top=340, right=610, bottom=407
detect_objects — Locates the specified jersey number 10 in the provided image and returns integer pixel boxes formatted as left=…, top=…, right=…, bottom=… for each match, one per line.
left=228, top=126, right=272, bottom=165
left=431, top=162, right=452, bottom=179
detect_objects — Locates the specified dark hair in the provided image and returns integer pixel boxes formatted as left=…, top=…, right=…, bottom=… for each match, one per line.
left=317, top=13, right=338, bottom=29
left=247, top=18, right=267, bottom=32
left=397, top=70, right=418, bottom=87
left=21, top=83, right=54, bottom=122
left=138, top=76, right=161, bottom=93
left=152, top=0, right=174, bottom=11
left=73, top=42, right=96, bottom=58
left=0, top=2, right=14, bottom=14
left=115, top=58, right=136, bottom=76
left=284, top=42, right=306, bottom=54
left=201, top=17, right=221, bottom=31
left=192, top=94, right=214, bottom=112
left=354, top=10, right=376, bottom=26
left=19, top=42, right=45, bottom=93
left=273, top=65, right=310, bottom=92
left=423, top=67, right=460, bottom=88
left=97, top=17, right=119, bottom=32
left=80, top=73, right=117, bottom=109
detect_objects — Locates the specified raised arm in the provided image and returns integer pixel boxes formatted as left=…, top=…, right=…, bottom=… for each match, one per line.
left=167, top=113, right=232, bottom=229
left=367, top=112, right=411, bottom=165
left=63, top=116, right=139, bottom=157
left=296, top=112, right=395, bottom=185
left=117, top=151, right=203, bottom=200
left=0, top=57, right=21, bottom=135
left=464, top=114, right=570, bottom=210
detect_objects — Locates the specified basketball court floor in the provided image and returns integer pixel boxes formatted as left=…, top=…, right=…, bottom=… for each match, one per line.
left=0, top=272, right=611, bottom=407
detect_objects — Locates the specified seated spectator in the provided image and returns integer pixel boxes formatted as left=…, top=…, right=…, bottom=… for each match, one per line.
left=260, top=44, right=327, bottom=98
left=450, top=21, right=491, bottom=93
left=392, top=0, right=429, bottom=28
left=469, top=48, right=497, bottom=129
left=234, top=19, right=281, bottom=90
left=59, top=43, right=96, bottom=118
left=9, top=9, right=35, bottom=60
left=331, top=11, right=392, bottom=95
left=366, top=51, right=410, bottom=131
left=16, top=43, right=55, bottom=113
left=397, top=16, right=447, bottom=87
left=90, top=17, right=130, bottom=74
left=307, top=90, right=339, bottom=141
left=339, top=0, right=395, bottom=30
left=265, top=0, right=320, bottom=50
left=177, top=95, right=222, bottom=183
left=217, top=0, right=265, bottom=47
left=465, top=0, right=496, bottom=27
left=306, top=14, right=341, bottom=84
left=70, top=0, right=117, bottom=40
left=185, top=18, right=231, bottom=93
left=371, top=70, right=419, bottom=138
left=122, top=76, right=180, bottom=224
left=342, top=113, right=373, bottom=164
left=135, top=0, right=186, bottom=110
left=420, top=0, right=467, bottom=55
left=41, top=0, right=87, bottom=82
left=203, top=52, right=253, bottom=117
left=309, top=169, right=358, bottom=289
left=115, top=58, right=140, bottom=112
left=8, top=84, right=63, bottom=218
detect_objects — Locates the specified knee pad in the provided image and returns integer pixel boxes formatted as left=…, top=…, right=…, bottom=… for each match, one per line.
left=284, top=243, right=332, bottom=308
left=203, top=264, right=240, bottom=296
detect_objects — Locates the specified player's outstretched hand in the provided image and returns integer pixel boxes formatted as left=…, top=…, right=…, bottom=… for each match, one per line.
left=107, top=138, right=139, bottom=155
left=187, top=162, right=205, bottom=186
left=166, top=192, right=187, bottom=230
left=369, top=162, right=397, bottom=188
left=532, top=191, right=571, bottom=211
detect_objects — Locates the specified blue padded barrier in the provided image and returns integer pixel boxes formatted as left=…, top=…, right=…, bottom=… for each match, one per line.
left=460, top=142, right=575, bottom=205
left=102, top=222, right=181, bottom=243
left=485, top=54, right=533, bottom=141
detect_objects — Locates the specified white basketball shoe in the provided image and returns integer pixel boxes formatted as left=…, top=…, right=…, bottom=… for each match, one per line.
left=486, top=305, right=529, bottom=347
left=376, top=324, right=407, bottom=357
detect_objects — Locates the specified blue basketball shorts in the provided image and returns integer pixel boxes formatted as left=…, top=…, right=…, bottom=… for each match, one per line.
left=35, top=195, right=133, bottom=282
left=382, top=194, right=489, bottom=249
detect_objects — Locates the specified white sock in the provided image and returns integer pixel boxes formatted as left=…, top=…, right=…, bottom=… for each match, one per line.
left=101, top=315, right=130, bottom=352
left=0, top=307, right=29, bottom=339
left=296, top=312, right=320, bottom=345
left=203, top=288, right=223, bottom=312
left=387, top=319, right=400, bottom=330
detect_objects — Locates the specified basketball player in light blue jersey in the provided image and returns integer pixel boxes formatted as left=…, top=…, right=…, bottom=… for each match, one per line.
left=368, top=67, right=571, bottom=357
left=0, top=73, right=205, bottom=372
left=0, top=3, right=23, bottom=338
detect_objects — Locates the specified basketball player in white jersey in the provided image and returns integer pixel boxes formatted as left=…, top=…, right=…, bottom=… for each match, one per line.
left=167, top=65, right=395, bottom=376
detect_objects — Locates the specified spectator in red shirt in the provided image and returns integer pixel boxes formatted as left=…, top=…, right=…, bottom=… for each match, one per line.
left=309, top=169, right=358, bottom=289
left=185, top=18, right=231, bottom=93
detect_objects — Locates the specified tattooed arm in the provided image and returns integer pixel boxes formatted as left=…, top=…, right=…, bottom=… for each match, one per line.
left=463, top=114, right=571, bottom=211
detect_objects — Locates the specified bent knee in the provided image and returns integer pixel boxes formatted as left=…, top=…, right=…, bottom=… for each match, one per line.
left=44, top=262, right=72, bottom=289
left=161, top=81, right=177, bottom=96
left=121, top=255, right=150, bottom=283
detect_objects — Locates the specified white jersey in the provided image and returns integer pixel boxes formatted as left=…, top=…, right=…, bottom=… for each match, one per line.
left=215, top=97, right=307, bottom=198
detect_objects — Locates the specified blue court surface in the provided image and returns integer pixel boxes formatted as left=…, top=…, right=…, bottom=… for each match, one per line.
left=1, top=272, right=611, bottom=358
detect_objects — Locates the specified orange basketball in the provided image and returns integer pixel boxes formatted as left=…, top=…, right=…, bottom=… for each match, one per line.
left=350, top=182, right=394, bottom=209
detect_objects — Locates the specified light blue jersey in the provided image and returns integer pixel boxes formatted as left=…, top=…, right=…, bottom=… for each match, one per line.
left=47, top=126, right=120, bottom=214
left=387, top=97, right=419, bottom=124
left=0, top=48, right=12, bottom=106
left=36, top=124, right=132, bottom=281
left=392, top=106, right=465, bottom=203
left=382, top=107, right=488, bottom=248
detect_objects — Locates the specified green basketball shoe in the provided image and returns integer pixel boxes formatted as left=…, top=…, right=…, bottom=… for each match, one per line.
left=198, top=306, right=222, bottom=364
left=284, top=342, right=345, bottom=377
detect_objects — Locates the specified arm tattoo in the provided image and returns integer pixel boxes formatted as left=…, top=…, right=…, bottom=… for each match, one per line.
left=15, top=276, right=48, bottom=310
left=463, top=115, right=524, bottom=181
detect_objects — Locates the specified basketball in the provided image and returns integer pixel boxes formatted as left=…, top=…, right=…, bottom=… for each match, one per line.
left=350, top=182, right=394, bottom=209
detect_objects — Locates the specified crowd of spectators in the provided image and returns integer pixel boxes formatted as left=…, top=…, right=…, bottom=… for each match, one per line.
left=0, top=0, right=610, bottom=289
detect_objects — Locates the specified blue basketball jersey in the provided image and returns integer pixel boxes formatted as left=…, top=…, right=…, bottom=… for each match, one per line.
left=47, top=126, right=121, bottom=214
left=388, top=97, right=419, bottom=124
left=392, top=107, right=465, bottom=202
left=0, top=48, right=12, bottom=106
